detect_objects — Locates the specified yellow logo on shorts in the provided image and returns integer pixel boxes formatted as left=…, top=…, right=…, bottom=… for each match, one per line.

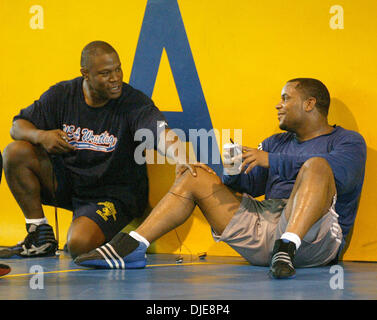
left=96, top=201, right=117, bottom=221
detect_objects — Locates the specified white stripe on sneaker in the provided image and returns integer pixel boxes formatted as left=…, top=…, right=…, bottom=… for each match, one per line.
left=106, top=243, right=125, bottom=269
left=101, top=245, right=119, bottom=269
left=96, top=247, right=114, bottom=268
left=271, top=252, right=294, bottom=268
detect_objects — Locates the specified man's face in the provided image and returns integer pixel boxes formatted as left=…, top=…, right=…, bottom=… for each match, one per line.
left=84, top=51, right=123, bottom=101
left=275, top=81, right=306, bottom=131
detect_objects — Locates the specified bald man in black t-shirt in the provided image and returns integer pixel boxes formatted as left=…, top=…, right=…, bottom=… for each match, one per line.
left=1, top=41, right=212, bottom=259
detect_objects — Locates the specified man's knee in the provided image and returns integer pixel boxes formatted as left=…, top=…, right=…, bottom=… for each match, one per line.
left=67, top=232, right=105, bottom=259
left=67, top=217, right=105, bottom=258
left=3, top=141, right=37, bottom=168
left=172, top=167, right=222, bottom=196
left=67, top=236, right=95, bottom=259
left=299, top=157, right=336, bottom=196
left=301, top=157, right=333, bottom=177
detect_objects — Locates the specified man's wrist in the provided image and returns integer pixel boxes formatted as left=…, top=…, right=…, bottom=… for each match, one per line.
left=32, top=129, right=44, bottom=145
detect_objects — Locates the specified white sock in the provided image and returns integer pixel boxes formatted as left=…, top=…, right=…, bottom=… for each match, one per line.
left=129, top=231, right=150, bottom=248
left=25, top=217, right=48, bottom=226
left=280, top=232, right=301, bottom=250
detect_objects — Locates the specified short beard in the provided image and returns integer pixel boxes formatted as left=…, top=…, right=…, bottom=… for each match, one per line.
left=279, top=122, right=289, bottom=131
left=88, top=82, right=109, bottom=104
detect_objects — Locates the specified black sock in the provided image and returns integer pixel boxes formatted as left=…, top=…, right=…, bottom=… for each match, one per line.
left=108, top=232, right=140, bottom=257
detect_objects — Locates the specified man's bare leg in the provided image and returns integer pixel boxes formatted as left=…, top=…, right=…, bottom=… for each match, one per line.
left=2, top=141, right=107, bottom=258
left=283, top=157, right=336, bottom=240
left=74, top=168, right=242, bottom=268
left=0, top=141, right=58, bottom=257
left=136, top=168, right=241, bottom=243
left=270, top=157, right=337, bottom=278
left=3, top=141, right=55, bottom=220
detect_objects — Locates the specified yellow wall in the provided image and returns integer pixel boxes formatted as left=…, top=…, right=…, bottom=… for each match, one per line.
left=0, top=0, right=376, bottom=261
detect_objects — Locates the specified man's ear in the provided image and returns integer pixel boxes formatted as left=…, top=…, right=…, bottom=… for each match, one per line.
left=304, top=97, right=317, bottom=112
left=80, top=68, right=89, bottom=80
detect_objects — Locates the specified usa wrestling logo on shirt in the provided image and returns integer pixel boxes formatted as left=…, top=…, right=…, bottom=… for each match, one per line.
left=62, top=124, right=118, bottom=152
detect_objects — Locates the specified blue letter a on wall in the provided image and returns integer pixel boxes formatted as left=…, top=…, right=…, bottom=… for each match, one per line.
left=129, top=0, right=222, bottom=175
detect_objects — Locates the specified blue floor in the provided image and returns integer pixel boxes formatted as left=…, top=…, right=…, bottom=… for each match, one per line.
left=1, top=251, right=376, bottom=300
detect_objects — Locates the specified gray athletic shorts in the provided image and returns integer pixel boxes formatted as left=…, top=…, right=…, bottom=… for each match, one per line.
left=212, top=194, right=343, bottom=267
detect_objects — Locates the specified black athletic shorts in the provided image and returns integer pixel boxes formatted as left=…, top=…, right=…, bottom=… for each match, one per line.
left=40, top=156, right=134, bottom=242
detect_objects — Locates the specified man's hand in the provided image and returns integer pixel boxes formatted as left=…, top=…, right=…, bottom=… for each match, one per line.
left=36, top=129, right=76, bottom=154
left=175, top=162, right=216, bottom=178
left=159, top=128, right=216, bottom=178
left=231, top=146, right=269, bottom=174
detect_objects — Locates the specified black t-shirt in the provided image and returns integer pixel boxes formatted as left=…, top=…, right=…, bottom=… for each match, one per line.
left=14, top=76, right=168, bottom=217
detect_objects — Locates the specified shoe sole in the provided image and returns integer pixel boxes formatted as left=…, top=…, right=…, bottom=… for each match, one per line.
left=0, top=251, right=57, bottom=259
left=271, top=274, right=296, bottom=279
left=79, top=259, right=146, bottom=270
left=269, top=270, right=296, bottom=279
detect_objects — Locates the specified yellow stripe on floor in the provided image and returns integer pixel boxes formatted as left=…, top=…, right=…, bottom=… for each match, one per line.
left=1, top=261, right=248, bottom=278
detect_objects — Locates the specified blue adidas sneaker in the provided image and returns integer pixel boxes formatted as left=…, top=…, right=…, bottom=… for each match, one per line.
left=74, top=232, right=147, bottom=269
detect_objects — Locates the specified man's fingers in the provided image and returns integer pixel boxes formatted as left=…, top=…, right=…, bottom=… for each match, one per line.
left=58, top=133, right=76, bottom=151
left=240, top=156, right=255, bottom=172
left=242, top=145, right=252, bottom=152
left=56, top=130, right=75, bottom=149
left=231, top=153, right=243, bottom=163
left=184, top=164, right=197, bottom=177
left=189, top=165, right=197, bottom=176
left=177, top=163, right=216, bottom=178
left=196, top=163, right=216, bottom=174
left=57, top=139, right=75, bottom=152
left=175, top=164, right=194, bottom=178
left=176, top=163, right=217, bottom=178
left=175, top=167, right=186, bottom=178
left=244, top=162, right=256, bottom=174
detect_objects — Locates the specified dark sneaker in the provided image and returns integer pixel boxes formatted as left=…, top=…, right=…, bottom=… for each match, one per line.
left=74, top=232, right=147, bottom=269
left=269, top=239, right=296, bottom=279
left=0, top=224, right=57, bottom=258
left=0, top=264, right=11, bottom=277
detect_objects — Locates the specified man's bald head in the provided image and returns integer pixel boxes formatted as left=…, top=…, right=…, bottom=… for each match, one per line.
left=80, top=41, right=123, bottom=106
left=80, top=41, right=119, bottom=69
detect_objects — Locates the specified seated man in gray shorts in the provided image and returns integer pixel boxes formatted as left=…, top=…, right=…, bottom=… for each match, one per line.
left=74, top=78, right=367, bottom=279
